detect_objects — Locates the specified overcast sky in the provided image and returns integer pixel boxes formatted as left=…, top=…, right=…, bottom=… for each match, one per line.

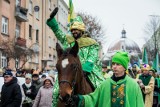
left=64, top=0, right=160, bottom=53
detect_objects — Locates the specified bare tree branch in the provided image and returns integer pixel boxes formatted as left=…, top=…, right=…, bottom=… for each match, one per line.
left=77, top=12, right=107, bottom=44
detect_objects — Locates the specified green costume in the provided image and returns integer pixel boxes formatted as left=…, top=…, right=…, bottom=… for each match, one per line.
left=46, top=16, right=104, bottom=107
left=78, top=75, right=144, bottom=107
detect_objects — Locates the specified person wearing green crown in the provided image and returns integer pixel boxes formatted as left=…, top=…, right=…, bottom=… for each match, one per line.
left=46, top=7, right=104, bottom=107
left=71, top=51, right=144, bottom=107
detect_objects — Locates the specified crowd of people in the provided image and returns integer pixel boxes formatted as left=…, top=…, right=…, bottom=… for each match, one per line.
left=0, top=69, right=55, bottom=107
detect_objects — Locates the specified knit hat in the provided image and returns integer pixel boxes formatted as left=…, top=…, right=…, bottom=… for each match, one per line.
left=25, top=73, right=32, bottom=79
left=70, top=16, right=86, bottom=31
left=141, top=64, right=150, bottom=71
left=3, top=70, right=13, bottom=77
left=112, top=51, right=130, bottom=69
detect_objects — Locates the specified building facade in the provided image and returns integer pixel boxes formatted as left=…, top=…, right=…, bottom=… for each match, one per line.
left=0, top=0, right=68, bottom=71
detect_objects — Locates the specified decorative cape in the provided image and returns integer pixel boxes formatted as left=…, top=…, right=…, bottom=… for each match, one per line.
left=66, top=35, right=97, bottom=48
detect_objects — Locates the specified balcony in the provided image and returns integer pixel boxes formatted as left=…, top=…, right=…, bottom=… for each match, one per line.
left=15, top=37, right=26, bottom=47
left=15, top=6, right=28, bottom=22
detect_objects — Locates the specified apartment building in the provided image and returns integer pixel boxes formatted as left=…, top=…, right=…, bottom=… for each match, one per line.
left=0, top=0, right=68, bottom=71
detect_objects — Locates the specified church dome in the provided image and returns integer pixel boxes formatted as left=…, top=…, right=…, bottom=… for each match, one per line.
left=107, top=29, right=141, bottom=55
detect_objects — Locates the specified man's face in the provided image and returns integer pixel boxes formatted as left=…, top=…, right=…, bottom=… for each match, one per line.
left=71, top=29, right=82, bottom=39
left=4, top=75, right=13, bottom=83
left=112, top=62, right=125, bottom=77
left=142, top=70, right=149, bottom=75
left=102, top=68, right=107, bottom=72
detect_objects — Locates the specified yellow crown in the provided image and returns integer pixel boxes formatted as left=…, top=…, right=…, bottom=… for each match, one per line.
left=70, top=22, right=86, bottom=31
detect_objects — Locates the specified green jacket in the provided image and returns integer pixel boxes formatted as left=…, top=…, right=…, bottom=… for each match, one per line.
left=46, top=18, right=104, bottom=107
left=79, top=75, right=144, bottom=107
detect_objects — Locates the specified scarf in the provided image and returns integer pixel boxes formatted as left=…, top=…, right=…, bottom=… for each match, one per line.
left=25, top=83, right=31, bottom=88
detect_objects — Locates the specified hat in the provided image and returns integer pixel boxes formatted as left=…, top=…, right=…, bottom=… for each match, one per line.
left=102, top=64, right=107, bottom=68
left=112, top=51, right=130, bottom=69
left=149, top=68, right=156, bottom=72
left=141, top=64, right=150, bottom=71
left=32, top=70, right=39, bottom=77
left=70, top=16, right=86, bottom=31
left=3, top=70, right=13, bottom=77
left=41, top=74, right=46, bottom=78
left=25, top=73, right=32, bottom=79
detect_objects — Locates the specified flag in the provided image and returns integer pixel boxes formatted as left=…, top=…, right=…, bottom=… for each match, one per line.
left=152, top=53, right=159, bottom=72
left=142, top=48, right=148, bottom=64
left=68, top=0, right=76, bottom=23
left=137, top=56, right=141, bottom=68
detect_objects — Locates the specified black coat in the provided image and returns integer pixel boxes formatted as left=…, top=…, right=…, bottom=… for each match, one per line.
left=22, top=83, right=37, bottom=100
left=1, top=77, right=22, bottom=107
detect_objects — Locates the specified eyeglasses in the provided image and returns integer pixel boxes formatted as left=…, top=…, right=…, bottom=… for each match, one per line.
left=4, top=75, right=11, bottom=78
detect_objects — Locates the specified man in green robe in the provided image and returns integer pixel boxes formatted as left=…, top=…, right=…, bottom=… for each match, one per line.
left=73, top=51, right=144, bottom=107
left=46, top=7, right=104, bottom=107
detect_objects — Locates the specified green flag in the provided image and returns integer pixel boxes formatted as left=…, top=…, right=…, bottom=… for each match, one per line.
left=137, top=56, right=141, bottom=68
left=142, top=48, right=148, bottom=64
left=152, top=53, right=159, bottom=72
left=68, top=0, right=76, bottom=23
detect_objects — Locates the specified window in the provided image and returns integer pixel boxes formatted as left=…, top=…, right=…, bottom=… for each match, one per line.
left=15, top=24, right=20, bottom=38
left=2, top=16, right=8, bottom=34
left=48, top=37, right=51, bottom=47
left=16, top=0, right=21, bottom=6
left=29, top=25, right=32, bottom=39
left=36, top=30, right=39, bottom=42
left=35, top=11, right=39, bottom=19
left=1, top=53, right=7, bottom=68
left=49, top=54, right=52, bottom=59
left=4, top=0, right=10, bottom=3
left=15, top=58, right=19, bottom=69
left=35, top=54, right=38, bottom=63
left=29, top=0, right=33, bottom=14
left=48, top=0, right=51, bottom=10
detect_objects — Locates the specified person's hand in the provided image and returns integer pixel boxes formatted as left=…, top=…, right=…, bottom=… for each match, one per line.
left=50, top=7, right=58, bottom=19
left=139, top=82, right=145, bottom=89
left=137, top=79, right=142, bottom=84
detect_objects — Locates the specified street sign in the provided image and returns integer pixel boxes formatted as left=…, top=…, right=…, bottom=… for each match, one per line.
left=34, top=6, right=40, bottom=12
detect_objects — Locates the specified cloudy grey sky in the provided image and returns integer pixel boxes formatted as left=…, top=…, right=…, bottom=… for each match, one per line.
left=64, top=0, right=160, bottom=52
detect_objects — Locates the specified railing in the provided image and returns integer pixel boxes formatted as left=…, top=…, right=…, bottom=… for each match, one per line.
left=15, top=37, right=26, bottom=47
left=15, top=6, right=28, bottom=22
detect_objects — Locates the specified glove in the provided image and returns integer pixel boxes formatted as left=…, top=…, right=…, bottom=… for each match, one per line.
left=82, top=61, right=94, bottom=73
left=70, top=95, right=80, bottom=107
left=49, top=7, right=58, bottom=19
left=46, top=7, right=59, bottom=32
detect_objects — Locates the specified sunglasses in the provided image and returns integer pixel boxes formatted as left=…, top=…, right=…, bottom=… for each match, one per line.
left=25, top=78, right=31, bottom=80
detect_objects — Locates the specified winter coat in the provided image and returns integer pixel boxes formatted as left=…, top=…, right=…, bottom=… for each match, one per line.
left=1, top=77, right=22, bottom=107
left=32, top=77, right=53, bottom=107
left=22, top=83, right=37, bottom=100
left=32, top=79, right=43, bottom=96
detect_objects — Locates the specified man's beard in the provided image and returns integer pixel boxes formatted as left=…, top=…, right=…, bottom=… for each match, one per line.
left=73, top=33, right=81, bottom=40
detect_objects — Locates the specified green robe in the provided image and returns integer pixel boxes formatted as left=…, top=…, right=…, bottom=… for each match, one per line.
left=46, top=18, right=105, bottom=107
left=79, top=75, right=144, bottom=107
